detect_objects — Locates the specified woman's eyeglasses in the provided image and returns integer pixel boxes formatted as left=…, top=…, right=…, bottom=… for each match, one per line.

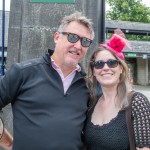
left=59, top=32, right=92, bottom=47
left=92, top=59, right=120, bottom=69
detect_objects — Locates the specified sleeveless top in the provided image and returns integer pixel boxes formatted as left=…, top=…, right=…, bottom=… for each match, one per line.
left=84, top=92, right=150, bottom=150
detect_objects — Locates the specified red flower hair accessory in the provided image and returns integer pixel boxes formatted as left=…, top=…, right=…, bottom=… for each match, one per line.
left=100, top=29, right=131, bottom=60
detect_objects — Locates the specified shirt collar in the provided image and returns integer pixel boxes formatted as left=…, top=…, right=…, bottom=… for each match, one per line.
left=51, top=58, right=81, bottom=72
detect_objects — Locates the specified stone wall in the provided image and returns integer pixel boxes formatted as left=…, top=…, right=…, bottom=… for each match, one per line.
left=6, top=0, right=100, bottom=68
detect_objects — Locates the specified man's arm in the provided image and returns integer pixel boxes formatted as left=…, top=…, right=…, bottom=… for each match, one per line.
left=137, top=148, right=150, bottom=150
left=0, top=128, right=13, bottom=150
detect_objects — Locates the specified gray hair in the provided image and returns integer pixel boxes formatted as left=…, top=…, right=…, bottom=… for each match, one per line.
left=58, top=11, right=95, bottom=40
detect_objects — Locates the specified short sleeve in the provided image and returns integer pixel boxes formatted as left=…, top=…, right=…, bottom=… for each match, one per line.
left=131, top=92, right=150, bottom=148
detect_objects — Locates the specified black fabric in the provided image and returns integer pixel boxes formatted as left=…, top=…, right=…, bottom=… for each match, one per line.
left=131, top=92, right=150, bottom=148
left=126, top=91, right=136, bottom=150
left=0, top=49, right=90, bottom=150
left=84, top=109, right=130, bottom=150
left=84, top=92, right=150, bottom=150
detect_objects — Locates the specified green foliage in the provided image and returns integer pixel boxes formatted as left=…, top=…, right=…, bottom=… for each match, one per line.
left=106, top=33, right=150, bottom=41
left=126, top=35, right=150, bottom=41
left=106, top=0, right=150, bottom=41
left=106, top=0, right=150, bottom=23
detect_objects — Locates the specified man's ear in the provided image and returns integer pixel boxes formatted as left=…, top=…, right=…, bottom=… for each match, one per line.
left=54, top=32, right=60, bottom=44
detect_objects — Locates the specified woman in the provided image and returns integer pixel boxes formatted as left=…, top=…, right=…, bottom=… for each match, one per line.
left=84, top=29, right=150, bottom=150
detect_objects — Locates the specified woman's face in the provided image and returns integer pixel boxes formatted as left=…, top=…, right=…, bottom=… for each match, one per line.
left=93, top=50, right=123, bottom=87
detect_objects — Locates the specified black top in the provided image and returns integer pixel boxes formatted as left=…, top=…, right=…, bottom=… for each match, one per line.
left=84, top=92, right=150, bottom=150
left=0, top=50, right=90, bottom=150
left=132, top=92, right=150, bottom=148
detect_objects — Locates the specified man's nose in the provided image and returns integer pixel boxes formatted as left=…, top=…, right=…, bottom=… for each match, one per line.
left=73, top=39, right=82, bottom=49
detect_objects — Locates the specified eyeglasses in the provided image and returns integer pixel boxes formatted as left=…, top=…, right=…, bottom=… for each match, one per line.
left=92, top=59, right=120, bottom=69
left=59, top=32, right=92, bottom=47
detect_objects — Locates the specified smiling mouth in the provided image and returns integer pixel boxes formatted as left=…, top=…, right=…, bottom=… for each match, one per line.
left=101, top=73, right=113, bottom=76
left=69, top=50, right=80, bottom=55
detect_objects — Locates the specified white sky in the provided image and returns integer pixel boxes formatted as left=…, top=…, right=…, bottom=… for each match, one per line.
left=142, top=0, right=150, bottom=7
left=0, top=0, right=150, bottom=10
left=0, top=0, right=11, bottom=11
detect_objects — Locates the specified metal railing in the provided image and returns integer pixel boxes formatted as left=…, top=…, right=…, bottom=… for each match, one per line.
left=0, top=0, right=5, bottom=76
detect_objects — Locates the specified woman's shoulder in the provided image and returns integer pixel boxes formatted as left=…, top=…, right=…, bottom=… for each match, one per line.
left=131, top=91, right=150, bottom=148
left=131, top=91, right=149, bottom=106
left=131, top=91, right=150, bottom=117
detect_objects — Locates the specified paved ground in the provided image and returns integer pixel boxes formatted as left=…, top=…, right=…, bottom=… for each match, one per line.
left=133, top=85, right=150, bottom=101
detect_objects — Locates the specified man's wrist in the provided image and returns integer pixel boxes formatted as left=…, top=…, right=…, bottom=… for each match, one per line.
left=0, top=128, right=13, bottom=148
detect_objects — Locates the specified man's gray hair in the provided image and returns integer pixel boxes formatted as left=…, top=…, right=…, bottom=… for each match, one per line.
left=58, top=11, right=95, bottom=40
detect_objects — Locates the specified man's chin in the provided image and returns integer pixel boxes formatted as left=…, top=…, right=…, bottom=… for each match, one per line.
left=65, top=61, right=78, bottom=68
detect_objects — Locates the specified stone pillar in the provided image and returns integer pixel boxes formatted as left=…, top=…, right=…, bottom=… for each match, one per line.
left=137, top=57, right=149, bottom=85
left=7, top=0, right=99, bottom=68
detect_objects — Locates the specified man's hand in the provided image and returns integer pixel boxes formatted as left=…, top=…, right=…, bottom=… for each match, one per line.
left=0, top=128, right=13, bottom=150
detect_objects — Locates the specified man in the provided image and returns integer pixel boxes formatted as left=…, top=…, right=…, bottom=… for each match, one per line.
left=0, top=11, right=94, bottom=150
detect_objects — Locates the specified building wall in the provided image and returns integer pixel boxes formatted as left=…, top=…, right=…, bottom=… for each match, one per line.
left=137, top=57, right=149, bottom=85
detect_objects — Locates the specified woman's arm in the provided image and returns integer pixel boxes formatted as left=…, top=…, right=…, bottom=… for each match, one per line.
left=132, top=92, right=150, bottom=150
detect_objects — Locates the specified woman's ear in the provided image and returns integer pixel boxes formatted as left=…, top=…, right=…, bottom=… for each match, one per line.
left=120, top=65, right=123, bottom=74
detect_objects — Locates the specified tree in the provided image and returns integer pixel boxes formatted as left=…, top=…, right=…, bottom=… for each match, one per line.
left=106, top=0, right=150, bottom=23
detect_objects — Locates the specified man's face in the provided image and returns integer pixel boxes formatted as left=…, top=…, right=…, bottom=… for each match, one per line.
left=53, top=21, right=92, bottom=69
